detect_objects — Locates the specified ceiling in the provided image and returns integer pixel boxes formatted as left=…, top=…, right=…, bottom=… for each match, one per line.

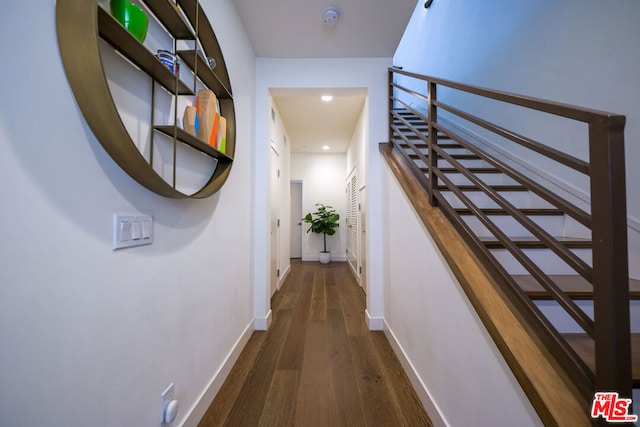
left=232, top=0, right=418, bottom=153
left=232, top=0, right=418, bottom=58
left=272, top=88, right=367, bottom=154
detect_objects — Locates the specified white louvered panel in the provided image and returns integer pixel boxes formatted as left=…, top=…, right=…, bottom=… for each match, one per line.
left=347, top=174, right=358, bottom=273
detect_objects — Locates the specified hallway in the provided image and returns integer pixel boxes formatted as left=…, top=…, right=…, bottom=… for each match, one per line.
left=198, top=260, right=432, bottom=426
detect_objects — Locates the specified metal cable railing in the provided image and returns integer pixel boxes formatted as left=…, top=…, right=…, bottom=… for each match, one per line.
left=388, top=67, right=631, bottom=403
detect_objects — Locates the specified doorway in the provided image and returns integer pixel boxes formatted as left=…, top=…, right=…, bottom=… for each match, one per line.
left=290, top=181, right=302, bottom=259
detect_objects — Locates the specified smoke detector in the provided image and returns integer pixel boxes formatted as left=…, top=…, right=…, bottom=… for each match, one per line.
left=322, top=7, right=339, bottom=26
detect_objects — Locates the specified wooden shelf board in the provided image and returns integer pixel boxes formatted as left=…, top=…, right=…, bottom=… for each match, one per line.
left=98, top=7, right=193, bottom=96
left=140, top=0, right=195, bottom=40
left=177, top=50, right=232, bottom=99
left=154, top=125, right=233, bottom=162
left=176, top=0, right=232, bottom=93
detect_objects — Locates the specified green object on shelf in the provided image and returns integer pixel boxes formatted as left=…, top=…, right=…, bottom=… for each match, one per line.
left=110, top=0, right=148, bottom=43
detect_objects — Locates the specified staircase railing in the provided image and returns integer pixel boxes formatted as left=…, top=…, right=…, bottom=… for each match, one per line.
left=388, top=67, right=631, bottom=405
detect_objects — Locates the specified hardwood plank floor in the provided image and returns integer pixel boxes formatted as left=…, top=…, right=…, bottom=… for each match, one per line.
left=199, top=260, right=432, bottom=427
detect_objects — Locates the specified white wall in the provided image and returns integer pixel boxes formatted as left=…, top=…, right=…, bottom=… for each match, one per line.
left=291, top=153, right=347, bottom=261
left=254, top=57, right=391, bottom=330
left=394, top=0, right=640, bottom=277
left=346, top=98, right=368, bottom=186
left=0, top=1, right=256, bottom=426
left=382, top=165, right=542, bottom=427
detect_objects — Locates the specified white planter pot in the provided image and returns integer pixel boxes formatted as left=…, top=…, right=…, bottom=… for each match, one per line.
left=318, top=252, right=331, bottom=264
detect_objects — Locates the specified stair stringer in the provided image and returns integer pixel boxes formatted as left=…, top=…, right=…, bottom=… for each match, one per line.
left=380, top=143, right=591, bottom=427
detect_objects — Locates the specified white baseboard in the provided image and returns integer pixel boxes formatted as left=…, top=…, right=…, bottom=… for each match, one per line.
left=278, top=264, right=291, bottom=289
left=383, top=321, right=448, bottom=427
left=365, top=309, right=384, bottom=330
left=254, top=309, right=272, bottom=331
left=180, top=321, right=254, bottom=427
left=301, top=255, right=347, bottom=262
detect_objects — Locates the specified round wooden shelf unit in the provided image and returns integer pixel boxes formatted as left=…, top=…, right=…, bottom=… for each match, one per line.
left=56, top=0, right=236, bottom=198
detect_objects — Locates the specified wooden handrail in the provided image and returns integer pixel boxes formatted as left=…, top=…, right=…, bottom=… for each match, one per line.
left=388, top=67, right=631, bottom=412
left=391, top=68, right=627, bottom=125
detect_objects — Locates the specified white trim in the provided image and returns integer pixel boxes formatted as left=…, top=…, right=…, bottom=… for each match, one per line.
left=254, top=309, right=272, bottom=331
left=364, top=309, right=384, bottom=330
left=301, top=255, right=347, bottom=262
left=180, top=322, right=254, bottom=427
left=347, top=260, right=360, bottom=282
left=383, top=321, right=448, bottom=427
left=278, top=264, right=291, bottom=288
left=346, top=162, right=358, bottom=180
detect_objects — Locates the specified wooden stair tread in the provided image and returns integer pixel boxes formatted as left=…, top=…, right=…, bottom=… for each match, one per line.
left=394, top=118, right=425, bottom=123
left=394, top=128, right=430, bottom=134
left=430, top=167, right=502, bottom=174
left=392, top=133, right=452, bottom=141
left=392, top=123, right=428, bottom=129
left=393, top=110, right=424, bottom=117
left=437, top=184, right=528, bottom=192
left=409, top=153, right=481, bottom=160
left=563, top=333, right=640, bottom=386
left=513, top=275, right=640, bottom=300
left=397, top=142, right=461, bottom=149
left=455, top=207, right=564, bottom=216
left=481, top=236, right=592, bottom=249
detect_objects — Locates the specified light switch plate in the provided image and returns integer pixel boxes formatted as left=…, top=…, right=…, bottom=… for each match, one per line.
left=113, top=214, right=153, bottom=249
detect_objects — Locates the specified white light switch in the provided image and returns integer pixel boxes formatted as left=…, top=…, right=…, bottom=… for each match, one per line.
left=142, top=219, right=152, bottom=239
left=131, top=220, right=142, bottom=240
left=113, top=214, right=153, bottom=249
left=119, top=221, right=131, bottom=242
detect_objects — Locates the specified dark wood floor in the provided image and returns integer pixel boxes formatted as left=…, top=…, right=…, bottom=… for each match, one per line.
left=198, top=260, right=432, bottom=427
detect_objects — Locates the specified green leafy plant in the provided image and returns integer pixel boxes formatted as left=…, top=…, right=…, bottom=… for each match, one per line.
left=302, top=203, right=340, bottom=253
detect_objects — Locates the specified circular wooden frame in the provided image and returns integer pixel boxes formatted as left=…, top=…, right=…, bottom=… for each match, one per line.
left=56, top=1, right=235, bottom=198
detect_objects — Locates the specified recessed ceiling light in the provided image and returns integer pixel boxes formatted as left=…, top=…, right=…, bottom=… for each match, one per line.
left=321, top=95, right=333, bottom=102
left=322, top=145, right=330, bottom=150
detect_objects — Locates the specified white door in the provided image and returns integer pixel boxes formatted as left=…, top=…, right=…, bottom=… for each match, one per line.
left=290, top=181, right=302, bottom=258
left=270, top=147, right=280, bottom=297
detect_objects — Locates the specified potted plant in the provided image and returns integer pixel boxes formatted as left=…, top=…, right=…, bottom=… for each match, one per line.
left=302, top=203, right=340, bottom=264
